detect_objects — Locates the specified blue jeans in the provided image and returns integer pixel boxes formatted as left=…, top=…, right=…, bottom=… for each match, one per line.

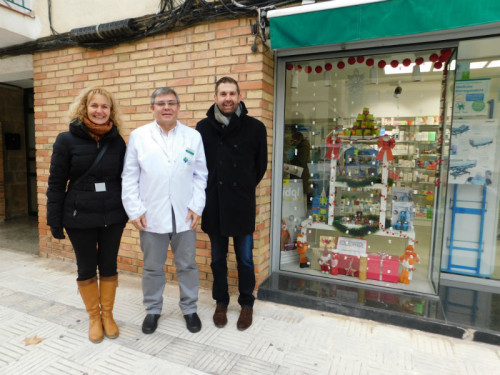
left=209, top=233, right=255, bottom=307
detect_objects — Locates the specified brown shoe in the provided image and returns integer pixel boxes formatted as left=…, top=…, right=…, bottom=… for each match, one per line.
left=213, top=304, right=228, bottom=328
left=237, top=306, right=253, bottom=331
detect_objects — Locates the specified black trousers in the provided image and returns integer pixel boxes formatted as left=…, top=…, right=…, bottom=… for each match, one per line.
left=66, top=222, right=126, bottom=281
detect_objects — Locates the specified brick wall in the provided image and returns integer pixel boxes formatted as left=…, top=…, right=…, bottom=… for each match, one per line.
left=35, top=18, right=274, bottom=291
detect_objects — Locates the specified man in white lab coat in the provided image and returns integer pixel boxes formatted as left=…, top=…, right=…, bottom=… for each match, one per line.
left=121, top=87, right=208, bottom=334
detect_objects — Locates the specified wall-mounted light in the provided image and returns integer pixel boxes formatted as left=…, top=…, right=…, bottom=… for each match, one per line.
left=324, top=70, right=331, bottom=87
left=412, top=64, right=422, bottom=81
left=369, top=66, right=378, bottom=84
left=291, top=70, right=299, bottom=88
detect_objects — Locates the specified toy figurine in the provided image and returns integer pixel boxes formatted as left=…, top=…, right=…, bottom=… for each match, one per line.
left=296, top=233, right=310, bottom=268
left=394, top=210, right=409, bottom=231
left=280, top=219, right=290, bottom=251
left=318, top=245, right=332, bottom=274
left=399, top=245, right=420, bottom=284
left=330, top=252, right=339, bottom=275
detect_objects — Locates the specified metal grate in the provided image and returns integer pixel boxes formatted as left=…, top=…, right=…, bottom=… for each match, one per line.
left=4, top=0, right=32, bottom=12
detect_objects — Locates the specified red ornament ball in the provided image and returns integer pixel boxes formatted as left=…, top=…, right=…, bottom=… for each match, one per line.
left=415, top=57, right=424, bottom=65
left=357, top=56, right=365, bottom=64
left=337, top=61, right=345, bottom=69
left=348, top=57, right=356, bottom=65
left=366, top=58, right=374, bottom=67
left=305, top=66, right=312, bottom=73
left=296, top=65, right=302, bottom=72
left=286, top=63, right=293, bottom=71
left=390, top=60, right=399, bottom=68
left=429, top=53, right=439, bottom=62
left=315, top=65, right=323, bottom=73
left=325, top=62, right=333, bottom=71
left=439, top=48, right=452, bottom=62
left=378, top=60, right=386, bottom=68
left=402, top=58, right=411, bottom=67
left=434, top=62, right=443, bottom=70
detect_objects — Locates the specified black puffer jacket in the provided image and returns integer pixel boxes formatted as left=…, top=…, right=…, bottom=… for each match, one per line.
left=46, top=119, right=128, bottom=229
left=196, top=102, right=267, bottom=236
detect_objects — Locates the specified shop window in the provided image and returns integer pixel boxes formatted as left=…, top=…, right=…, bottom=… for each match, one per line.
left=442, top=36, right=500, bottom=282
left=279, top=48, right=455, bottom=295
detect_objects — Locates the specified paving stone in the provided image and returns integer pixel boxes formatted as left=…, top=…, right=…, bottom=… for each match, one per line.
left=0, top=248, right=499, bottom=375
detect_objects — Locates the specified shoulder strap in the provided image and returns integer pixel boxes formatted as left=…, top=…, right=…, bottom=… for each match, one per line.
left=72, top=142, right=110, bottom=187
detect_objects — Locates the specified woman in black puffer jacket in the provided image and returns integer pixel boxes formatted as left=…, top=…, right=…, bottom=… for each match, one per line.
left=46, top=87, right=128, bottom=344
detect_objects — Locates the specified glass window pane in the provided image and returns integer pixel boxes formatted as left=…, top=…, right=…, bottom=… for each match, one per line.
left=279, top=49, right=453, bottom=295
left=442, top=36, right=500, bottom=281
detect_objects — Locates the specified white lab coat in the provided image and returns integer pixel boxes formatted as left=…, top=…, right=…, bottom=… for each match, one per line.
left=121, top=121, right=208, bottom=234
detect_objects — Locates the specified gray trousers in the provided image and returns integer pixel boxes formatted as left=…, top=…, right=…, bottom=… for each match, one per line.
left=139, top=218, right=198, bottom=315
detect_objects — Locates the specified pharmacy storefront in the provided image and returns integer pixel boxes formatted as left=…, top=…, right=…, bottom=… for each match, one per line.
left=260, top=0, right=500, bottom=329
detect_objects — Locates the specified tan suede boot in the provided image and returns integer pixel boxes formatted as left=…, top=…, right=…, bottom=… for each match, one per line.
left=100, top=274, right=119, bottom=339
left=77, top=276, right=104, bottom=343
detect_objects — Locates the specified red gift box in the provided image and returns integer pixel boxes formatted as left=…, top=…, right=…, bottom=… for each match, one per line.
left=366, top=252, right=400, bottom=283
left=338, top=254, right=360, bottom=277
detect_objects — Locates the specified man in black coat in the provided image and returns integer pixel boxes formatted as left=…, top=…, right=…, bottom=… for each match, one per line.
left=196, top=77, right=267, bottom=331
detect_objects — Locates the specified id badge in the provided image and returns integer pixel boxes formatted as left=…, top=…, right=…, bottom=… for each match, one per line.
left=183, top=147, right=195, bottom=165
left=95, top=182, right=107, bottom=192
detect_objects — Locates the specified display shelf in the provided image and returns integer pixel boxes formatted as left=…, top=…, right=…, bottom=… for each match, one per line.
left=300, top=217, right=416, bottom=244
left=295, top=114, right=440, bottom=254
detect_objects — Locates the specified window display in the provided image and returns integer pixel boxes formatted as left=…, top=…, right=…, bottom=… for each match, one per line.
left=279, top=48, right=455, bottom=294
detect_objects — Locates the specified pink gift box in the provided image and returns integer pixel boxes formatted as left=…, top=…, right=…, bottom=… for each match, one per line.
left=366, top=252, right=400, bottom=283
left=365, top=290, right=399, bottom=305
left=338, top=254, right=360, bottom=277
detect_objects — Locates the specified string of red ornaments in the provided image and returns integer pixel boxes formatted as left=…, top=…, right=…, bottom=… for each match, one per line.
left=286, top=49, right=453, bottom=73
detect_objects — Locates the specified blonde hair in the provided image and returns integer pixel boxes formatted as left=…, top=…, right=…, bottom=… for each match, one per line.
left=67, top=87, right=123, bottom=130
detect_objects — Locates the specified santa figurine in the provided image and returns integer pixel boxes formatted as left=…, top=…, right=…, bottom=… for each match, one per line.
left=330, top=251, right=339, bottom=275
left=296, top=233, right=310, bottom=268
left=399, top=244, right=420, bottom=284
left=318, top=245, right=332, bottom=274
left=280, top=219, right=290, bottom=251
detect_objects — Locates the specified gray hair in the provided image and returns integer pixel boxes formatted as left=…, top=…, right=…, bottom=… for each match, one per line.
left=150, top=87, right=180, bottom=105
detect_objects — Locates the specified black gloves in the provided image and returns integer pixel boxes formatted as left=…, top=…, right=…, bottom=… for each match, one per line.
left=50, top=226, right=65, bottom=240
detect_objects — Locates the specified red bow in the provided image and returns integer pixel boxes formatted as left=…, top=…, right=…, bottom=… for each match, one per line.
left=376, top=136, right=395, bottom=162
left=325, top=136, right=341, bottom=160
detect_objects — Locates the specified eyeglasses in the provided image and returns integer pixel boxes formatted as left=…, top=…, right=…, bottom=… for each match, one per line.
left=153, top=101, right=179, bottom=108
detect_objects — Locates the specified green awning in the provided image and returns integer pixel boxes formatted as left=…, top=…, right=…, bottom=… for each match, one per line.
left=269, top=0, right=500, bottom=50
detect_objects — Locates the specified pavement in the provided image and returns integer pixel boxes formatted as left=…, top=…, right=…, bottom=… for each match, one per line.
left=0, top=248, right=499, bottom=375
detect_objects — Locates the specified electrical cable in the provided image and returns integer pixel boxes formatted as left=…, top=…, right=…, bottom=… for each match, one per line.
left=0, top=0, right=299, bottom=58
left=47, top=0, right=60, bottom=36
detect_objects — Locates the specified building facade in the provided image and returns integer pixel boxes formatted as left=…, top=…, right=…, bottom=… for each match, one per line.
left=2, top=0, right=500, bottom=340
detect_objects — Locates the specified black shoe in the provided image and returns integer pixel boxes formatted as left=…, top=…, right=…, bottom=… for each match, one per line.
left=142, top=314, right=160, bottom=334
left=184, top=312, right=202, bottom=333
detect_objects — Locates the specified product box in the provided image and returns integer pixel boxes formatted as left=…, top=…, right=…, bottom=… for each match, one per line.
left=319, top=236, right=336, bottom=250
left=338, top=253, right=360, bottom=277
left=308, top=247, right=323, bottom=271
left=366, top=252, right=400, bottom=283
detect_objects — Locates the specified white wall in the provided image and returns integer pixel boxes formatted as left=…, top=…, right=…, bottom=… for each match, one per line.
left=34, top=0, right=160, bottom=36
left=0, top=0, right=164, bottom=87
